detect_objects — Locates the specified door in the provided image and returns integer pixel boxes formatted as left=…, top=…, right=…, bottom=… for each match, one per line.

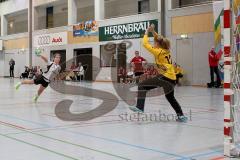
left=176, top=38, right=193, bottom=85
left=74, top=48, right=92, bottom=81
left=117, top=43, right=127, bottom=82
left=117, top=43, right=127, bottom=68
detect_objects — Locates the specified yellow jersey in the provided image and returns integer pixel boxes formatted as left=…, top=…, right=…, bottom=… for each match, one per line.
left=143, top=35, right=176, bottom=80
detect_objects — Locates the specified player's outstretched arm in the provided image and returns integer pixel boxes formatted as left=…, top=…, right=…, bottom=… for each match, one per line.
left=40, top=55, right=48, bottom=63
left=150, top=24, right=164, bottom=40
left=143, top=25, right=159, bottom=56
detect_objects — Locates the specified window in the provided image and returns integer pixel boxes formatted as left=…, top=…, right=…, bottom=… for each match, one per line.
left=76, top=0, right=94, bottom=23
left=6, top=10, right=28, bottom=35
left=35, top=2, right=68, bottom=30
left=138, top=0, right=150, bottom=14
left=105, top=0, right=157, bottom=19
left=46, top=7, right=53, bottom=29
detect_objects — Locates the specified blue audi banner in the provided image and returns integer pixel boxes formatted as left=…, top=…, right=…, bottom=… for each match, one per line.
left=73, top=20, right=98, bottom=37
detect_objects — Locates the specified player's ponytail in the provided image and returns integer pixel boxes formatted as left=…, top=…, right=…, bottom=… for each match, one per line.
left=154, top=36, right=170, bottom=50
left=162, top=38, right=170, bottom=50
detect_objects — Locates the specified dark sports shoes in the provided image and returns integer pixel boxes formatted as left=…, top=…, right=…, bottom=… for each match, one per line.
left=129, top=106, right=144, bottom=113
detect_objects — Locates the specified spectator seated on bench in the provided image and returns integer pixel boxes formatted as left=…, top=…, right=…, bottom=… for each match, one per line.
left=20, top=66, right=29, bottom=79
left=126, top=67, right=135, bottom=84
left=117, top=66, right=126, bottom=83
left=139, top=65, right=158, bottom=82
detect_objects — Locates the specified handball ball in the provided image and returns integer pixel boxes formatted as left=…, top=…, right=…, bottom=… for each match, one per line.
left=35, top=48, right=41, bottom=56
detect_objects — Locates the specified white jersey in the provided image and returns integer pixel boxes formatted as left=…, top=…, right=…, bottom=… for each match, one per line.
left=43, top=62, right=61, bottom=82
left=78, top=66, right=84, bottom=75
left=127, top=71, right=134, bottom=76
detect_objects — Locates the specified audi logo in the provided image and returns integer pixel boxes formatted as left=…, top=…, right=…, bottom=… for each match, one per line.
left=38, top=36, right=51, bottom=45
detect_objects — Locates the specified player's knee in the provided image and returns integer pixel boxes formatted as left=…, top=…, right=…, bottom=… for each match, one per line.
left=165, top=93, right=170, bottom=99
left=165, top=90, right=174, bottom=98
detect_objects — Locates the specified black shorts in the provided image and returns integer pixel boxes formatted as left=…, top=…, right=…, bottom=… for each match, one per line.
left=176, top=73, right=183, bottom=78
left=34, top=75, right=49, bottom=88
left=161, top=75, right=177, bottom=85
left=134, top=72, right=144, bottom=77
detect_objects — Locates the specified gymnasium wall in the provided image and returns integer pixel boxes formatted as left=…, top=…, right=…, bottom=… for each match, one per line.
left=6, top=10, right=28, bottom=35
left=35, top=6, right=47, bottom=30
left=171, top=12, right=214, bottom=34
left=0, top=0, right=28, bottom=36
left=77, top=6, right=94, bottom=22
left=3, top=50, right=27, bottom=77
left=0, top=1, right=216, bottom=84
left=76, top=0, right=94, bottom=23
left=35, top=2, right=68, bottom=30
left=0, top=32, right=29, bottom=77
left=0, top=0, right=28, bottom=16
left=150, top=0, right=158, bottom=12
left=96, top=12, right=161, bottom=80
left=33, top=0, right=59, bottom=7
left=171, top=0, right=180, bottom=9
left=166, top=2, right=214, bottom=85
left=105, top=0, right=158, bottom=19
left=0, top=49, right=28, bottom=77
left=53, top=2, right=68, bottom=28
left=33, top=12, right=160, bottom=81
left=105, top=0, right=138, bottom=19
left=3, top=37, right=28, bottom=50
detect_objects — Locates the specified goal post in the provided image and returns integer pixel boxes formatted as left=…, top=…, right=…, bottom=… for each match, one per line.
left=224, top=0, right=240, bottom=157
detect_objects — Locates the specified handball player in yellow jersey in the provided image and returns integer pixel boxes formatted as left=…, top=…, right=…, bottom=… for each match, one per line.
left=129, top=24, right=188, bottom=122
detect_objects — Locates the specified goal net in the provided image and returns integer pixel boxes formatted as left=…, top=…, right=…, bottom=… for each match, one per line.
left=225, top=0, right=240, bottom=157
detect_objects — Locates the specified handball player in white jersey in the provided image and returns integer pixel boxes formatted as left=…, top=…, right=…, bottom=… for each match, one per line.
left=15, top=53, right=61, bottom=102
